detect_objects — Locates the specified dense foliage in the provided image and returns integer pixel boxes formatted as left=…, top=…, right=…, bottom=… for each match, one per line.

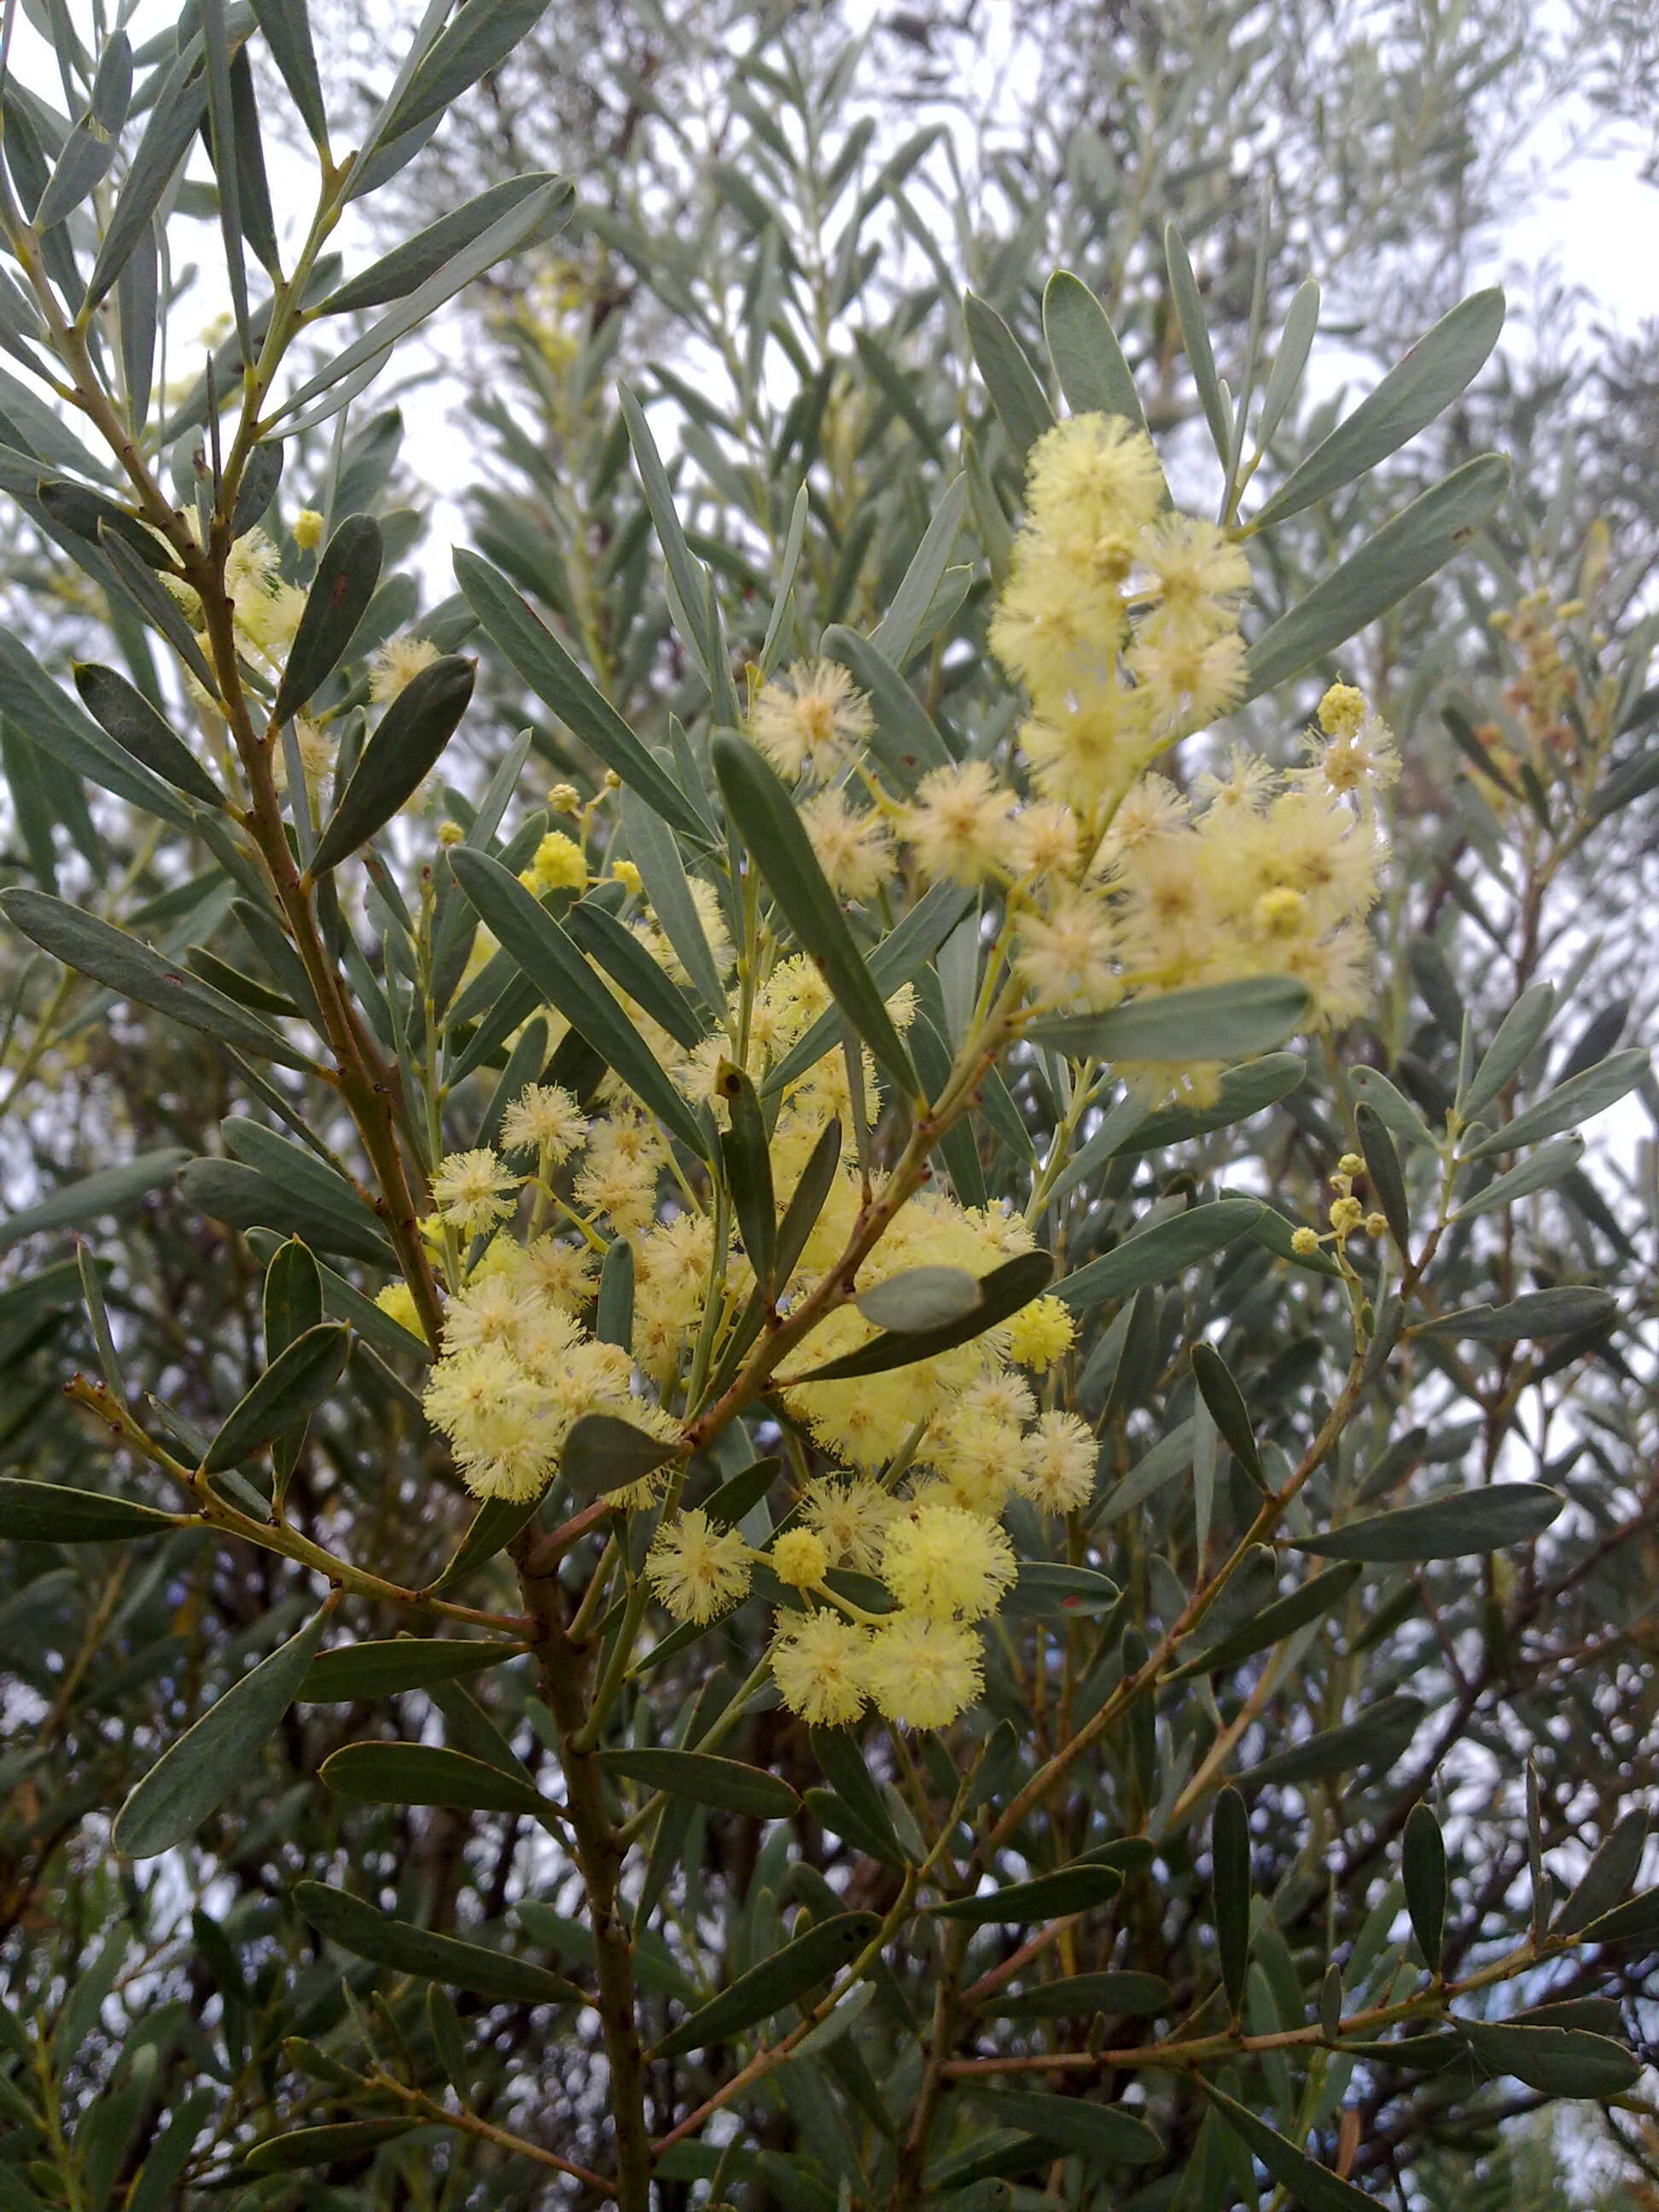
left=0, top=5, right=1655, bottom=2210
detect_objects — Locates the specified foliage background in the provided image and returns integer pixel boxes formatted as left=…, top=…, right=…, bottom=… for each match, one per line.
left=0, top=2, right=1657, bottom=2209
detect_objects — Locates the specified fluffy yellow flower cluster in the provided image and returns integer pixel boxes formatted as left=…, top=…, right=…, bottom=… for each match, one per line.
left=744, top=416, right=1396, bottom=1103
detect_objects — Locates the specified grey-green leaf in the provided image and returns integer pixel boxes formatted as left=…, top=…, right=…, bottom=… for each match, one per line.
left=1025, top=976, right=1312, bottom=1064
left=981, top=1970, right=1171, bottom=2021
left=1235, top=1694, right=1424, bottom=1790
left=0, top=888, right=311, bottom=1067
left=320, top=175, right=565, bottom=314
left=1295, top=1484, right=1562, bottom=1562
left=854, top=1266, right=979, bottom=1334
left=1404, top=1802, right=1447, bottom=1975
left=1418, top=1289, right=1616, bottom=1342
left=1042, top=270, right=1160, bottom=453
left=201, top=1321, right=348, bottom=1471
left=652, top=1912, right=880, bottom=2059
left=300, top=1636, right=522, bottom=1701
left=928, top=1865, right=1122, bottom=1924
left=1253, top=289, right=1505, bottom=528
left=964, top=293, right=1054, bottom=458
left=73, top=661, right=225, bottom=807
left=294, top=1881, right=579, bottom=2005
left=791, top=1249, right=1054, bottom=1383
left=114, top=1610, right=328, bottom=1856
left=1464, top=1047, right=1648, bottom=1158
left=0, top=1478, right=184, bottom=1543
left=1056, top=1197, right=1263, bottom=1314
left=0, top=1146, right=189, bottom=1257
left=454, top=550, right=708, bottom=844
left=820, top=625, right=952, bottom=792
left=311, top=655, right=474, bottom=873
left=242, top=2121, right=416, bottom=2175
left=447, top=847, right=709, bottom=1157
left=1243, top=455, right=1511, bottom=701
left=376, top=0, right=554, bottom=144
left=1212, top=1785, right=1252, bottom=2014
left=963, top=2088, right=1161, bottom=2168
left=561, top=1411, right=678, bottom=1499
left=1458, top=2018, right=1639, bottom=2098
left=319, top=1740, right=552, bottom=1822
left=595, top=1748, right=800, bottom=1819
left=1199, top=2081, right=1374, bottom=2212
left=271, top=515, right=383, bottom=722
left=712, top=731, right=917, bottom=1095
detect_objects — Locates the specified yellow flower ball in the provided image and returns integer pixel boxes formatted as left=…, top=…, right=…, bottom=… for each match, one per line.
left=771, top=1528, right=830, bottom=1589
left=1005, top=1294, right=1076, bottom=1373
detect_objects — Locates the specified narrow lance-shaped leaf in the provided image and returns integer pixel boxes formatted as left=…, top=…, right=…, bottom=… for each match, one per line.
left=1190, top=1344, right=1269, bottom=1493
left=618, top=386, right=715, bottom=680
left=1254, top=290, right=1505, bottom=527
left=278, top=180, right=572, bottom=428
left=1212, top=1787, right=1252, bottom=2015
left=1296, top=1483, right=1563, bottom=1563
left=294, top=1882, right=580, bottom=2006
left=1243, top=454, right=1511, bottom=701
left=980, top=1970, right=1173, bottom=2021
left=566, top=899, right=706, bottom=1052
left=0, top=631, right=195, bottom=827
left=0, top=1146, right=189, bottom=1258
left=454, top=550, right=709, bottom=845
left=1356, top=1102, right=1412, bottom=1249
left=711, top=732, right=917, bottom=1096
left=0, top=888, right=312, bottom=1068
left=963, top=292, right=1054, bottom=458
left=1418, top=1289, right=1615, bottom=1342
left=300, top=1636, right=522, bottom=1701
left=1041, top=270, right=1163, bottom=463
left=618, top=786, right=725, bottom=1011
left=1464, top=1047, right=1648, bottom=1158
left=1199, top=2081, right=1375, bottom=2212
left=201, top=1321, right=348, bottom=1472
left=310, top=655, right=474, bottom=874
left=652, top=1912, right=880, bottom=2060
left=0, top=1478, right=187, bottom=1542
left=855, top=1266, right=980, bottom=1334
left=320, top=175, right=564, bottom=314
left=1236, top=1694, right=1424, bottom=1790
left=1026, top=975, right=1311, bottom=1064
left=1164, top=224, right=1231, bottom=463
left=376, top=0, right=555, bottom=143
left=36, top=32, right=132, bottom=228
left=1174, top=1561, right=1363, bottom=1679
left=271, top=515, right=382, bottom=723
left=1403, top=1803, right=1447, bottom=1975
left=84, top=40, right=209, bottom=314
left=447, top=847, right=710, bottom=1158
left=1458, top=2018, right=1640, bottom=2098
left=113, top=1610, right=329, bottom=1856
left=595, top=1748, right=800, bottom=1819
left=1554, top=1810, right=1648, bottom=1938
left=821, top=624, right=952, bottom=792
left=789, top=1249, right=1054, bottom=1384
left=320, top=1740, right=555, bottom=1822
left=242, top=2122, right=416, bottom=2176
left=561, top=1412, right=678, bottom=1499
left=249, top=0, right=328, bottom=144
left=963, top=2088, right=1162, bottom=2167
left=263, top=1237, right=323, bottom=1359
left=1460, top=981, right=1555, bottom=1120
left=870, top=473, right=967, bottom=666
left=719, top=1062, right=777, bottom=1290
left=73, top=661, right=225, bottom=807
left=1056, top=1197, right=1263, bottom=1315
